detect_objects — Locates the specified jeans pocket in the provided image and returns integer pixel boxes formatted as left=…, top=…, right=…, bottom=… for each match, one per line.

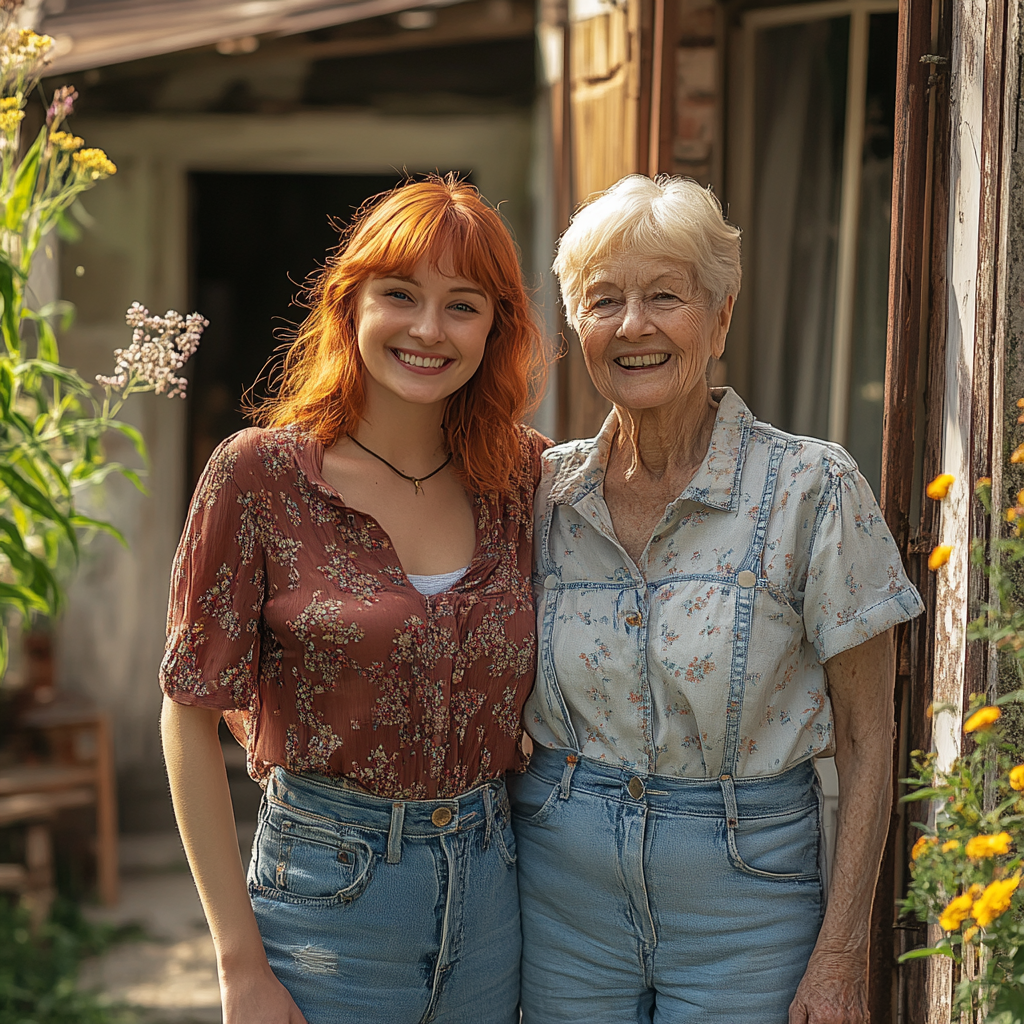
left=249, top=816, right=377, bottom=906
left=508, top=768, right=562, bottom=827
left=726, top=804, right=820, bottom=881
left=494, top=816, right=518, bottom=867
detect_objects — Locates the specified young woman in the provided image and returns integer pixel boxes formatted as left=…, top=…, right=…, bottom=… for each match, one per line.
left=159, top=177, right=547, bottom=1024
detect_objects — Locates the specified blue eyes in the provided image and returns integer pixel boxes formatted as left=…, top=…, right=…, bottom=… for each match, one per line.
left=383, top=290, right=478, bottom=314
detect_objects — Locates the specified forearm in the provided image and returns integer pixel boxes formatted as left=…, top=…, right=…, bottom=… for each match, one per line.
left=814, top=629, right=896, bottom=958
left=160, top=696, right=269, bottom=976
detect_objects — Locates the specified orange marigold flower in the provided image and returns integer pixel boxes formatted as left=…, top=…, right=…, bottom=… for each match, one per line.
left=1007, top=508, right=1020, bottom=523
left=1011, top=443, right=1024, bottom=463
left=939, top=892, right=975, bottom=931
left=929, top=545, right=953, bottom=570
left=964, top=706, right=1001, bottom=733
left=911, top=835, right=936, bottom=861
left=1011, top=765, right=1024, bottom=791
left=972, top=875, right=1021, bottom=927
left=965, top=832, right=1012, bottom=859
left=977, top=477, right=992, bottom=488
left=941, top=840, right=960, bottom=853
left=926, top=474, right=955, bottom=500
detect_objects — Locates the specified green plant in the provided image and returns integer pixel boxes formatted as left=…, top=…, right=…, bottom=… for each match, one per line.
left=0, top=896, right=137, bottom=1024
left=0, top=6, right=206, bottom=677
left=902, top=695, right=1024, bottom=1022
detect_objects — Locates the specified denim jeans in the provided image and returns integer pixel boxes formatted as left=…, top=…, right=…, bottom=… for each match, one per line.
left=248, top=768, right=520, bottom=1024
left=510, top=747, right=825, bottom=1024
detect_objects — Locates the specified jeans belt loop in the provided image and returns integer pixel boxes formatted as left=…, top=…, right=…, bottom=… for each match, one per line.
left=482, top=786, right=494, bottom=850
left=387, top=801, right=405, bottom=864
left=718, top=773, right=740, bottom=829
left=559, top=754, right=578, bottom=800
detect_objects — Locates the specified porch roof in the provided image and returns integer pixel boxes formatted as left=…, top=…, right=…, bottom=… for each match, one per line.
left=35, top=0, right=465, bottom=74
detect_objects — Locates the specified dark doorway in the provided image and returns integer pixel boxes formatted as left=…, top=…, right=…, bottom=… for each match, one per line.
left=187, top=171, right=407, bottom=489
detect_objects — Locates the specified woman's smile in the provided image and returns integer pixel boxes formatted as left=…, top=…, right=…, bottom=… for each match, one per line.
left=390, top=347, right=453, bottom=372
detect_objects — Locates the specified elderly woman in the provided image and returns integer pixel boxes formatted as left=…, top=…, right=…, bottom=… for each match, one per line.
left=511, top=174, right=924, bottom=1024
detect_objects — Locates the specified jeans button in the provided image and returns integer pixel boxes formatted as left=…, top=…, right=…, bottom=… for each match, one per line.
left=431, top=807, right=453, bottom=827
left=544, top=573, right=558, bottom=589
left=627, top=776, right=644, bottom=800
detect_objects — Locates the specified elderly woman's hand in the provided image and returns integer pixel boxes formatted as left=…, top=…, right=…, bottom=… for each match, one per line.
left=788, top=628, right=896, bottom=1024
left=788, top=950, right=867, bottom=1023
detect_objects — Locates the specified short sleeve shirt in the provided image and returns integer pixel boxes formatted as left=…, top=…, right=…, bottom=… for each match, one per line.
left=160, top=424, right=547, bottom=799
left=524, top=388, right=924, bottom=780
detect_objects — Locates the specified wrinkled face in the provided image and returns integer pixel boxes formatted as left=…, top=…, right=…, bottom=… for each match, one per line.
left=355, top=255, right=495, bottom=411
left=574, top=254, right=732, bottom=413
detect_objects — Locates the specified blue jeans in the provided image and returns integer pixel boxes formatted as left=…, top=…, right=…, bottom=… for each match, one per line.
left=248, top=768, right=520, bottom=1024
left=510, top=748, right=825, bottom=1024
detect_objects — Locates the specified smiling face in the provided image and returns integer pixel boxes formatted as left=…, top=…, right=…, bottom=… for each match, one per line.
left=575, top=254, right=733, bottom=414
left=354, top=255, right=495, bottom=412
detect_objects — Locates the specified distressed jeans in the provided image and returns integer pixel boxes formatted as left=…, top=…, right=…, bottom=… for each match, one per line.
left=248, top=768, right=520, bottom=1024
left=511, top=747, right=826, bottom=1024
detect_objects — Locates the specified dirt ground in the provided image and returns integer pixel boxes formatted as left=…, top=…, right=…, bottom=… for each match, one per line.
left=79, top=825, right=256, bottom=1024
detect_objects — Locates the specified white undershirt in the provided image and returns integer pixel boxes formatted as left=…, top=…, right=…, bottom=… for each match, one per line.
left=406, top=566, right=470, bottom=596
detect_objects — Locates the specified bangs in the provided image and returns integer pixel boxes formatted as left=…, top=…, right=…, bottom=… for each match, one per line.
left=345, top=191, right=514, bottom=303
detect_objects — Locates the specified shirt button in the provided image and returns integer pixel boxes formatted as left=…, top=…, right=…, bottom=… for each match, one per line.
left=543, top=573, right=558, bottom=589
left=627, top=776, right=645, bottom=799
left=625, top=612, right=642, bottom=627
left=431, top=807, right=453, bottom=827
left=737, top=570, right=757, bottom=588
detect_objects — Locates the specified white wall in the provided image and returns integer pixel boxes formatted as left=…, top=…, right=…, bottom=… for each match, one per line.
left=53, top=109, right=537, bottom=825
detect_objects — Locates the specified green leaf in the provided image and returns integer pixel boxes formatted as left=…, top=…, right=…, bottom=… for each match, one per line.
left=21, top=309, right=58, bottom=362
left=14, top=359, right=91, bottom=392
left=102, top=420, right=148, bottom=463
left=898, top=945, right=954, bottom=962
left=36, top=299, right=76, bottom=331
left=0, top=256, right=19, bottom=356
left=0, top=582, right=49, bottom=615
left=5, top=125, right=46, bottom=232
left=69, top=514, right=127, bottom=548
left=54, top=208, right=82, bottom=243
left=0, top=464, right=78, bottom=555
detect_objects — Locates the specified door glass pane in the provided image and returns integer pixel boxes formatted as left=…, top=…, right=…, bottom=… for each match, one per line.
left=845, top=12, right=898, bottom=494
left=747, top=16, right=849, bottom=439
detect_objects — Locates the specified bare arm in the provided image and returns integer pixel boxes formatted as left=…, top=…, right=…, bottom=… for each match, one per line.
left=160, top=696, right=307, bottom=1024
left=789, top=628, right=896, bottom=1024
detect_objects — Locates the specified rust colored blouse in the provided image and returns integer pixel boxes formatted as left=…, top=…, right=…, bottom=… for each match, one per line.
left=159, top=424, right=547, bottom=799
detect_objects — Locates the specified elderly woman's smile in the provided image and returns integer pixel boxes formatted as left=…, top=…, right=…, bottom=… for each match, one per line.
left=575, top=257, right=732, bottom=415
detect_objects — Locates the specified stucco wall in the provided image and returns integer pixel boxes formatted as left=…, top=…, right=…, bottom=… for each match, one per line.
left=53, top=109, right=537, bottom=828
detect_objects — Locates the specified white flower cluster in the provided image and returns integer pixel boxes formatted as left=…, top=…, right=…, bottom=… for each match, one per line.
left=97, top=302, right=208, bottom=398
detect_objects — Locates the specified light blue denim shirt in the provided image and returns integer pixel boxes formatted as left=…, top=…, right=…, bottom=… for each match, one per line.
left=524, top=387, right=924, bottom=780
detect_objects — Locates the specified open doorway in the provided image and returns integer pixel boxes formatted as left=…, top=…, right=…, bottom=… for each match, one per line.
left=186, top=171, right=407, bottom=489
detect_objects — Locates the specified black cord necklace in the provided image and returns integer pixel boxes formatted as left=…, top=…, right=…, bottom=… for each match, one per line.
left=346, top=434, right=452, bottom=495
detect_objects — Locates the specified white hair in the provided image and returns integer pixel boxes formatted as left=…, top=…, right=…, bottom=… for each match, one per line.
left=552, top=174, right=742, bottom=326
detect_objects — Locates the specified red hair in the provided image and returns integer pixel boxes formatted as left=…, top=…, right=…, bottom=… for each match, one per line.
left=253, top=175, right=545, bottom=495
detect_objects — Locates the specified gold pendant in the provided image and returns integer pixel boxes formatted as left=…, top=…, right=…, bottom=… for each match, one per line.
left=413, top=479, right=423, bottom=495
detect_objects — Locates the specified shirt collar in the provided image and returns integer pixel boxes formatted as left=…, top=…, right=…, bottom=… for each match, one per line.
left=549, top=387, right=754, bottom=513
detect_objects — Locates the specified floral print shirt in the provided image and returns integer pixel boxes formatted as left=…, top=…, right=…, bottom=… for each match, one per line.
left=160, top=424, right=547, bottom=799
left=524, top=388, right=924, bottom=780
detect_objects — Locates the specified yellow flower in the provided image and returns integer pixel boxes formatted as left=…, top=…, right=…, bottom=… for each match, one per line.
left=972, top=875, right=1021, bottom=927
left=16, top=30, right=52, bottom=55
left=48, top=131, right=83, bottom=152
left=1007, top=507, right=1020, bottom=523
left=977, top=476, right=992, bottom=488
left=72, top=148, right=116, bottom=179
left=941, top=840, right=960, bottom=852
left=963, top=925, right=979, bottom=943
left=928, top=544, right=953, bottom=570
left=965, top=832, right=1012, bottom=859
left=911, top=835, right=935, bottom=860
left=0, top=108, right=24, bottom=133
left=0, top=96, right=19, bottom=110
left=926, top=474, right=955, bottom=500
left=964, top=706, right=1001, bottom=732
left=1011, top=765, right=1024, bottom=791
left=1012, top=443, right=1024, bottom=463
left=939, top=892, right=975, bottom=931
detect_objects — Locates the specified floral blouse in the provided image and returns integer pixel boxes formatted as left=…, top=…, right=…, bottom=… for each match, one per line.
left=160, top=424, right=547, bottom=799
left=524, top=388, right=925, bottom=780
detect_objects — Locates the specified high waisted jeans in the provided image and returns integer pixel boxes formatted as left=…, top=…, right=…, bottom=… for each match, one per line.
left=248, top=768, right=520, bottom=1024
left=510, top=747, right=825, bottom=1024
